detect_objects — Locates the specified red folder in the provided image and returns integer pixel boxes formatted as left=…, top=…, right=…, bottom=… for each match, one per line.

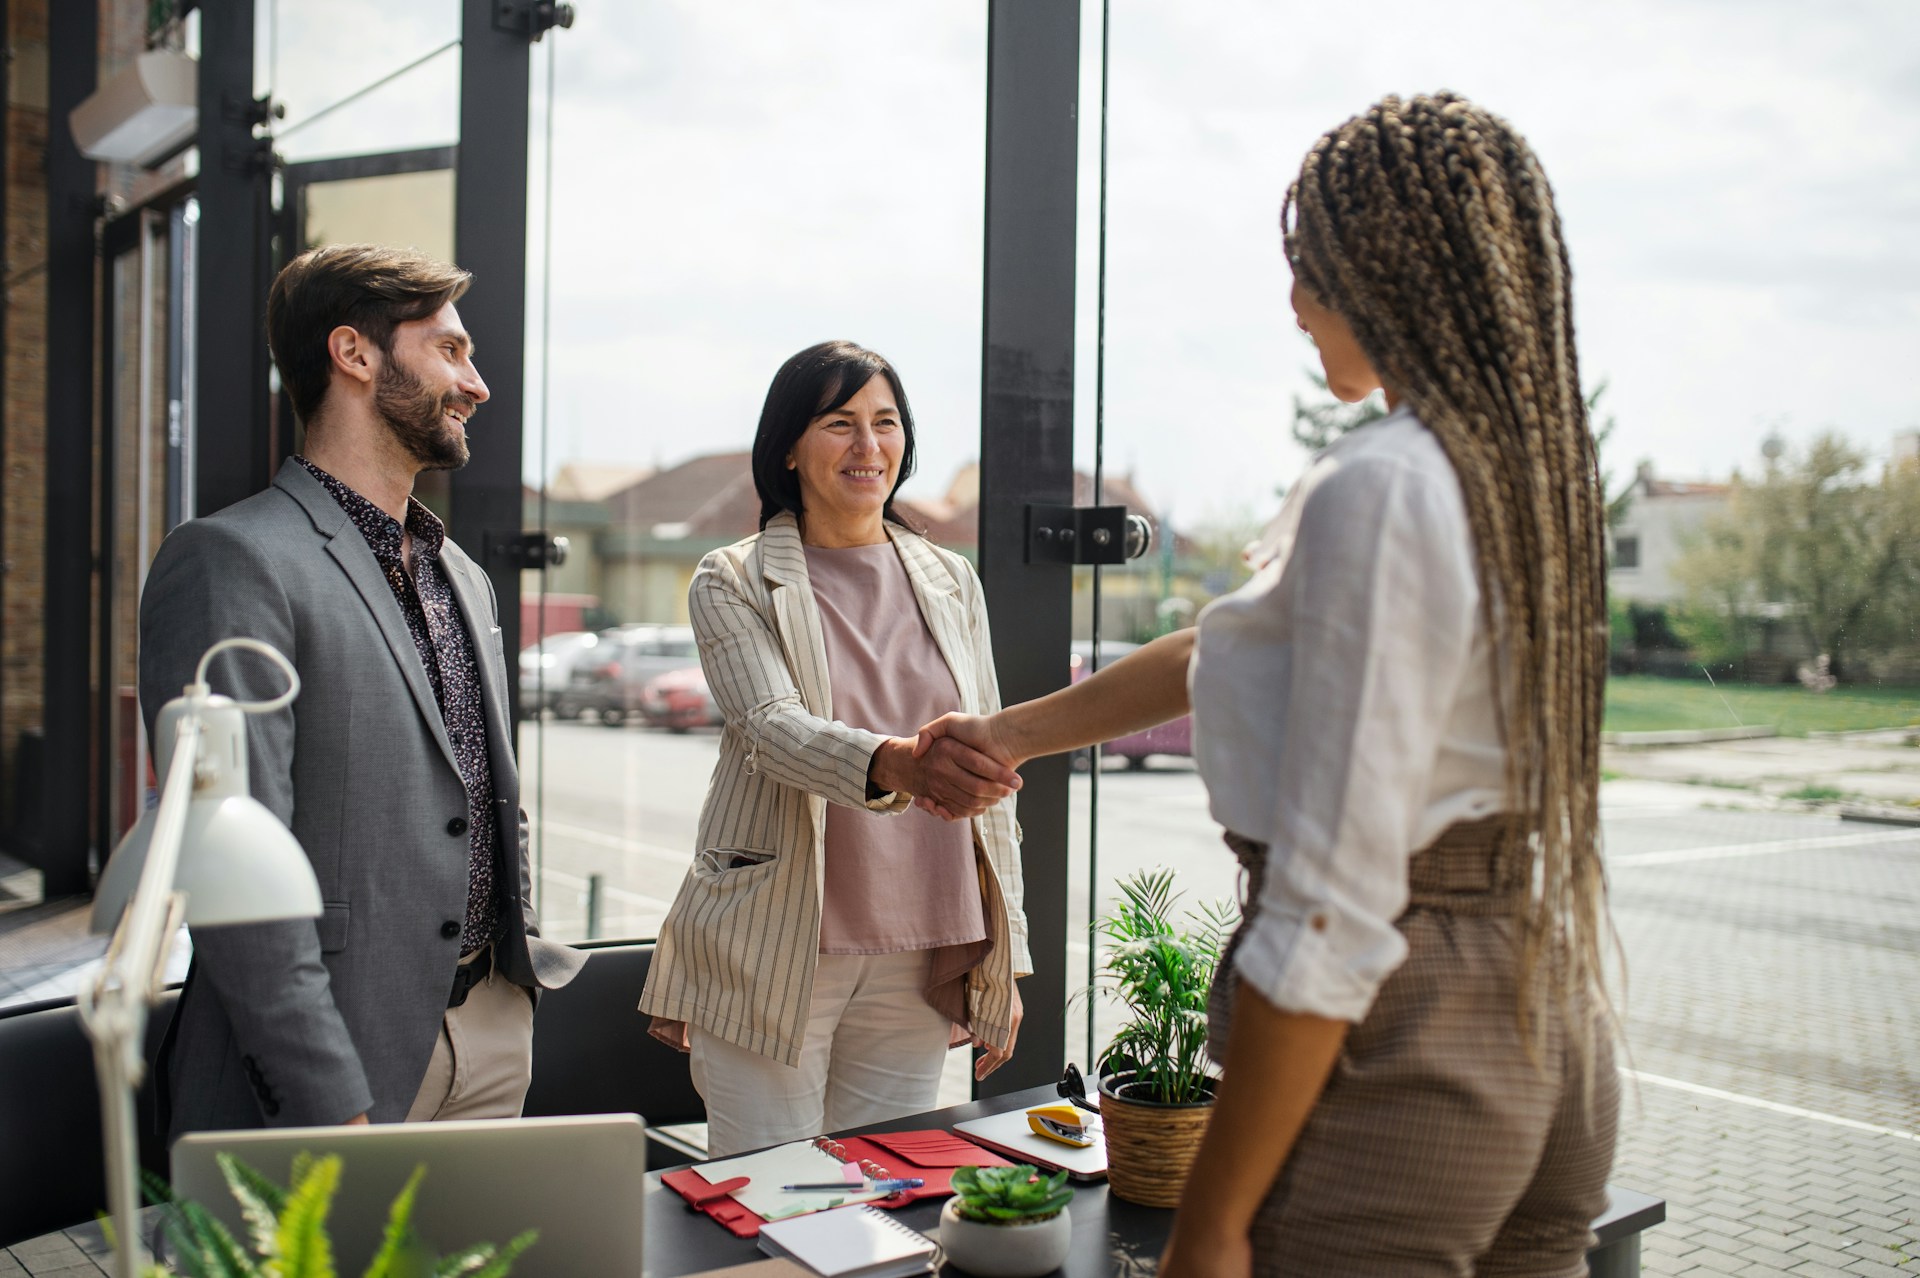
left=663, top=1131, right=1014, bottom=1239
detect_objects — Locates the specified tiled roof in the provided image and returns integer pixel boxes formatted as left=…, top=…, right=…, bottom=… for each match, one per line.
left=603, top=451, right=761, bottom=538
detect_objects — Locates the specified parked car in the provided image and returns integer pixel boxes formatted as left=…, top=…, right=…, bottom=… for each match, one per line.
left=1068, top=639, right=1193, bottom=771
left=638, top=666, right=721, bottom=732
left=517, top=630, right=602, bottom=719
left=557, top=625, right=700, bottom=726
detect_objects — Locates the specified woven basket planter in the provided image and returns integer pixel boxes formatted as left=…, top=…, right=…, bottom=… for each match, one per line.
left=1098, top=1072, right=1216, bottom=1208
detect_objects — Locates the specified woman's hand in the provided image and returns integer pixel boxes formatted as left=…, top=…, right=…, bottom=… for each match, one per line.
left=915, top=711, right=1024, bottom=767
left=869, top=736, right=1020, bottom=820
left=647, top=1016, right=691, bottom=1054
left=909, top=713, right=1024, bottom=819
left=972, top=980, right=1023, bottom=1080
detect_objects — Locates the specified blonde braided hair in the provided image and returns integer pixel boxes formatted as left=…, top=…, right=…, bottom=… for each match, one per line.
left=1284, top=93, right=1615, bottom=1072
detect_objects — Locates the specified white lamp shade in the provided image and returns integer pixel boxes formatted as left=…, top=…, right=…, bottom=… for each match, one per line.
left=92, top=795, right=322, bottom=933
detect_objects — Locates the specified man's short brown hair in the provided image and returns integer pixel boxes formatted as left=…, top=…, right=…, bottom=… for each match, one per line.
left=266, top=244, right=472, bottom=424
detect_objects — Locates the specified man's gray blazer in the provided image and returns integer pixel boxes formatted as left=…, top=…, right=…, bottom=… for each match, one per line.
left=138, top=458, right=586, bottom=1134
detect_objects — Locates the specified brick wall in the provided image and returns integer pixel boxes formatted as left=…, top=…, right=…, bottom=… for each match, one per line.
left=3, top=0, right=50, bottom=835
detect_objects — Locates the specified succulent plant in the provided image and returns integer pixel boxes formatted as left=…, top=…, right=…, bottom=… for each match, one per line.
left=949, top=1165, right=1074, bottom=1226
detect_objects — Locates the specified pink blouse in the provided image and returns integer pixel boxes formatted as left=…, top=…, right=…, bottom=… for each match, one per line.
left=806, top=543, right=989, bottom=1029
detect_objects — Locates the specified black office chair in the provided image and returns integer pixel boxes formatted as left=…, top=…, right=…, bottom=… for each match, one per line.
left=0, top=988, right=178, bottom=1248
left=521, top=941, right=706, bottom=1167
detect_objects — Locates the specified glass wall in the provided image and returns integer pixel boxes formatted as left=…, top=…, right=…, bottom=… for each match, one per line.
left=1076, top=3, right=1920, bottom=1270
left=516, top=4, right=989, bottom=929
left=515, top=1, right=989, bottom=1104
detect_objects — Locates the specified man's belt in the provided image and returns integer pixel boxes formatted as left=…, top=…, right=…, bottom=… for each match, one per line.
left=448, top=944, right=494, bottom=1009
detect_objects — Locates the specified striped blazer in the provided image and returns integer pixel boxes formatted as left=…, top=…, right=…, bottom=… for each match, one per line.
left=638, top=512, right=1030, bottom=1067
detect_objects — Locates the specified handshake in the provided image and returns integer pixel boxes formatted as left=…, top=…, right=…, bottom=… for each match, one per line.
left=868, top=712, right=1027, bottom=823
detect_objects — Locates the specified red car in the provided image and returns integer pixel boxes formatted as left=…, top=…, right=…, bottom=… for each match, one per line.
left=1069, top=640, right=1193, bottom=771
left=638, top=666, right=721, bottom=732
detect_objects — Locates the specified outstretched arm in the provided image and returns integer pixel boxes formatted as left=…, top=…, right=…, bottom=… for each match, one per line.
left=914, top=628, right=1195, bottom=781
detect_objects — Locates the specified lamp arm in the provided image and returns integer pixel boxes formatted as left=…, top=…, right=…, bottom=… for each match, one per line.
left=79, top=706, right=204, bottom=1278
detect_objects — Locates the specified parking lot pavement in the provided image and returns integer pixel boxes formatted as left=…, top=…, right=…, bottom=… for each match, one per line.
left=529, top=724, right=1920, bottom=1273
left=1604, top=804, right=1919, bottom=1275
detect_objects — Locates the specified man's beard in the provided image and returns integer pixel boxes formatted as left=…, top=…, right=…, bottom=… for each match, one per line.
left=375, top=355, right=474, bottom=471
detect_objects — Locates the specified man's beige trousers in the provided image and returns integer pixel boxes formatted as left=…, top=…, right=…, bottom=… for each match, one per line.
left=406, top=945, right=536, bottom=1122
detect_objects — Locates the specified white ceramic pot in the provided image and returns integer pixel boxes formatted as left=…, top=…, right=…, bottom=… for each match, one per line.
left=938, top=1198, right=1073, bottom=1278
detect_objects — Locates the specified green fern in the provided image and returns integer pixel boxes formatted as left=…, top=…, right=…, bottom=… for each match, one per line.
left=216, top=1153, right=288, bottom=1262
left=360, top=1166, right=429, bottom=1278
left=139, top=1155, right=533, bottom=1278
left=434, top=1232, right=538, bottom=1278
left=271, top=1154, right=341, bottom=1278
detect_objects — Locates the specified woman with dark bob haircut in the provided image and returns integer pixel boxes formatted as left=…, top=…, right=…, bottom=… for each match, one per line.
left=639, top=340, right=1033, bottom=1156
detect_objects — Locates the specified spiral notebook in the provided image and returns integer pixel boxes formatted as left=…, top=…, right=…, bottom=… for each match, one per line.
left=695, top=1135, right=894, bottom=1220
left=757, top=1204, right=937, bottom=1278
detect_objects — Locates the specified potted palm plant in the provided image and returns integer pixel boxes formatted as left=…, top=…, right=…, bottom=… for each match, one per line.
left=937, top=1165, right=1074, bottom=1278
left=1082, top=868, right=1236, bottom=1208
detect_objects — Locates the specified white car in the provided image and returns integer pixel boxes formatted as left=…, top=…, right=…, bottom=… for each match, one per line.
left=517, top=630, right=602, bottom=719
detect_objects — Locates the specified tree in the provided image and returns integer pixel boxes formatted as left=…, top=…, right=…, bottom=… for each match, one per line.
left=1587, top=380, right=1633, bottom=528
left=1673, top=432, right=1920, bottom=682
left=1289, top=371, right=1387, bottom=453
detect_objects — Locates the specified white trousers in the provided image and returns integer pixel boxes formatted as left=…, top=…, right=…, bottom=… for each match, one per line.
left=689, top=949, right=952, bottom=1157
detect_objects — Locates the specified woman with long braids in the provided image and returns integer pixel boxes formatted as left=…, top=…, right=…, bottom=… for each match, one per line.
left=915, top=93, right=1619, bottom=1274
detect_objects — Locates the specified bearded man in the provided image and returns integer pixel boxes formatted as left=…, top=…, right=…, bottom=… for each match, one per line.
left=138, top=245, right=584, bottom=1135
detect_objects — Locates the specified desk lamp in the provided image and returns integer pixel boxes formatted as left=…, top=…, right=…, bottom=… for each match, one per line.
left=85, top=638, right=321, bottom=1278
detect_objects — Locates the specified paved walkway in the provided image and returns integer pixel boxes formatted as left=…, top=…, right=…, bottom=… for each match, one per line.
left=1604, top=798, right=1920, bottom=1275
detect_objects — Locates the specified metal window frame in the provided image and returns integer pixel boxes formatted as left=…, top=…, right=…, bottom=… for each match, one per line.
left=450, top=0, right=535, bottom=723
left=95, top=194, right=195, bottom=882
left=193, top=0, right=275, bottom=518
left=975, top=0, right=1082, bottom=1096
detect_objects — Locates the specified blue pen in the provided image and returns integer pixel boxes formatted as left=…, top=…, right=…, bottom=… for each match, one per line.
left=781, top=1178, right=925, bottom=1193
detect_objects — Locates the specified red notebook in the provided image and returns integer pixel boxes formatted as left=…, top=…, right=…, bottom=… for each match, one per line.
left=663, top=1130, right=1014, bottom=1239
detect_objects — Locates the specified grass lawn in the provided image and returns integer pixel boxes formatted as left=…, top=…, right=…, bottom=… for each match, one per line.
left=1604, top=675, right=1920, bottom=737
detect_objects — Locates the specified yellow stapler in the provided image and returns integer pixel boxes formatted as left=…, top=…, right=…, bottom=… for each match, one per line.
left=1026, top=1103, right=1095, bottom=1148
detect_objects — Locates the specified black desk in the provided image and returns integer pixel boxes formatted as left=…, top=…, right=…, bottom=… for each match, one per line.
left=643, top=1085, right=1665, bottom=1277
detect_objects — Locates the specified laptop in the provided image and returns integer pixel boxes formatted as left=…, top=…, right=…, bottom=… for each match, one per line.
left=170, top=1114, right=647, bottom=1277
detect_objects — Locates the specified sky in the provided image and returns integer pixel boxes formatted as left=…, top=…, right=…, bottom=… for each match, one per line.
left=264, top=0, right=1920, bottom=528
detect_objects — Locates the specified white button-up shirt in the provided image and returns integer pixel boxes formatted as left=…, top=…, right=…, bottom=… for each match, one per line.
left=1190, top=406, right=1507, bottom=1023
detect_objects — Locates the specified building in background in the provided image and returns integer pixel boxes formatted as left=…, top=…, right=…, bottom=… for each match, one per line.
left=1607, top=461, right=1730, bottom=606
left=531, top=450, right=1208, bottom=641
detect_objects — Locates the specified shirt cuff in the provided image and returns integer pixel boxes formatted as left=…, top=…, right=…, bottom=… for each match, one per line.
left=1230, top=901, right=1408, bottom=1024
